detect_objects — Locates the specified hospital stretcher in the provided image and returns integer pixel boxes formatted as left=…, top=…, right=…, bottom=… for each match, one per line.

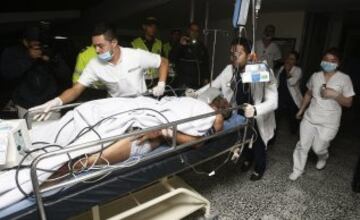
left=0, top=101, right=253, bottom=220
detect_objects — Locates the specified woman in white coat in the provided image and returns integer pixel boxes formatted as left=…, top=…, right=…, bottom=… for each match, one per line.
left=197, top=37, right=278, bottom=181
left=289, top=48, right=355, bottom=181
left=275, top=51, right=303, bottom=134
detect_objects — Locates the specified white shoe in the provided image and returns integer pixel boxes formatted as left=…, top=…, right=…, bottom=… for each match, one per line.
left=316, top=159, right=327, bottom=170
left=289, top=172, right=302, bottom=181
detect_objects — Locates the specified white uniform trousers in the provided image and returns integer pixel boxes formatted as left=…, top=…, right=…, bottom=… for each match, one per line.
left=292, top=118, right=338, bottom=174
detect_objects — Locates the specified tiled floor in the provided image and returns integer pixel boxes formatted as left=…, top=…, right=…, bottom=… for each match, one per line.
left=181, top=118, right=360, bottom=219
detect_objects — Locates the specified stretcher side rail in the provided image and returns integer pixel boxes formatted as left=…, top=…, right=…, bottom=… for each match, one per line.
left=24, top=89, right=187, bottom=129
left=29, top=104, right=248, bottom=220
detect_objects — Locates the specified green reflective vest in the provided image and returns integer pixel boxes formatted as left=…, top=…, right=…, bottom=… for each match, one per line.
left=163, top=42, right=171, bottom=58
left=131, top=37, right=162, bottom=78
left=72, top=46, right=97, bottom=83
left=72, top=46, right=105, bottom=88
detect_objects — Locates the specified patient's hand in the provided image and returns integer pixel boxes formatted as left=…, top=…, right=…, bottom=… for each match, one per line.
left=213, top=114, right=224, bottom=132
left=138, top=130, right=162, bottom=144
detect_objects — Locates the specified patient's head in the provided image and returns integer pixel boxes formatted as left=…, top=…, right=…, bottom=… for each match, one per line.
left=209, top=96, right=232, bottom=120
left=197, top=87, right=232, bottom=120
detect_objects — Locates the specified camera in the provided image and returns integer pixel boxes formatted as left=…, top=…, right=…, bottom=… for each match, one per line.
left=186, top=38, right=197, bottom=45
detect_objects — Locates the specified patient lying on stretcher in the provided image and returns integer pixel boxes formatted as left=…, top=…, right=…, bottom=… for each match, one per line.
left=0, top=89, right=239, bottom=210
left=52, top=90, right=232, bottom=172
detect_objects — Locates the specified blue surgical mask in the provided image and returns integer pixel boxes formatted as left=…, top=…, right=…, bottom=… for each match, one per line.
left=98, top=50, right=113, bottom=62
left=320, top=61, right=338, bottom=72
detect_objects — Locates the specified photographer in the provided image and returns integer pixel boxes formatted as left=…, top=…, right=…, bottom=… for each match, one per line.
left=170, top=22, right=210, bottom=89
left=0, top=25, right=71, bottom=118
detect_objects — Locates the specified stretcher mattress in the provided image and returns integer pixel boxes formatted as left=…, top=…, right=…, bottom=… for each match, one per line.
left=0, top=114, right=247, bottom=220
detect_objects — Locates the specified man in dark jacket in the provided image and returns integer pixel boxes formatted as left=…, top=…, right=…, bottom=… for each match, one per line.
left=170, top=22, right=210, bottom=89
left=0, top=25, right=71, bottom=118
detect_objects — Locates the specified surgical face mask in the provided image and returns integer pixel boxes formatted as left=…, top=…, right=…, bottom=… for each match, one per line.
left=98, top=50, right=113, bottom=62
left=320, top=61, right=338, bottom=73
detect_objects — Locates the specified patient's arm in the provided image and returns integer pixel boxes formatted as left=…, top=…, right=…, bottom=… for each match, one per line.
left=88, top=137, right=132, bottom=164
left=174, top=132, right=200, bottom=144
left=165, top=113, right=224, bottom=147
left=48, top=114, right=225, bottom=182
left=213, top=114, right=224, bottom=132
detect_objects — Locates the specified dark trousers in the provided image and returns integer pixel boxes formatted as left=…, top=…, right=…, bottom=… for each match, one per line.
left=276, top=100, right=299, bottom=134
left=352, top=155, right=360, bottom=193
left=243, top=122, right=267, bottom=175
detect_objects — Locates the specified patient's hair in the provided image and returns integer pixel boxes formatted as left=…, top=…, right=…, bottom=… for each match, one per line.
left=210, top=96, right=232, bottom=120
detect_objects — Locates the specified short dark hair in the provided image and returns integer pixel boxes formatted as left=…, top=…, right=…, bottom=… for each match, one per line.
left=188, top=22, right=200, bottom=29
left=231, top=37, right=252, bottom=54
left=211, top=96, right=232, bottom=120
left=264, top=24, right=276, bottom=32
left=323, top=47, right=342, bottom=61
left=92, top=23, right=117, bottom=41
left=288, top=50, right=300, bottom=61
left=170, top=29, right=181, bottom=34
left=23, top=25, right=41, bottom=41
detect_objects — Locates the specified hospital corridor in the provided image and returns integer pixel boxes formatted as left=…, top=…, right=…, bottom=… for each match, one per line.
left=181, top=114, right=360, bottom=219
left=0, top=0, right=360, bottom=219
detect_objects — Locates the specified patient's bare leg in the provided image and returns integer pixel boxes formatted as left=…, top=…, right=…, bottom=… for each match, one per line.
left=42, top=137, right=161, bottom=188
left=86, top=137, right=159, bottom=165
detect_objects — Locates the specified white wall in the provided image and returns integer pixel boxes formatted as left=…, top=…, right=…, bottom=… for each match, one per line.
left=207, top=11, right=305, bottom=77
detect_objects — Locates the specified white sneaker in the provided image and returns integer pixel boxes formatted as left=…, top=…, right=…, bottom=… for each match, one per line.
left=316, top=159, right=327, bottom=170
left=289, top=172, right=302, bottom=181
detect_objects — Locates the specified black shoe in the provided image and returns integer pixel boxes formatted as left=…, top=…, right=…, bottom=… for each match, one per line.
left=250, top=172, right=263, bottom=181
left=240, top=161, right=251, bottom=172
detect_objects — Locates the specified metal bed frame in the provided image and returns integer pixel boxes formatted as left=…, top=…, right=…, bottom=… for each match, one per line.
left=22, top=99, right=251, bottom=220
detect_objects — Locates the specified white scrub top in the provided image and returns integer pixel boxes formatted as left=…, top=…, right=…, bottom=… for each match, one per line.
left=78, top=47, right=161, bottom=97
left=304, top=71, right=355, bottom=129
left=255, top=40, right=281, bottom=69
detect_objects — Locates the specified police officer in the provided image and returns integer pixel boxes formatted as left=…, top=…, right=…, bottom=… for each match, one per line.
left=132, top=17, right=163, bottom=86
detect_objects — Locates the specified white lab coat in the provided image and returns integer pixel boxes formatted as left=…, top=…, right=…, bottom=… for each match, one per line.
left=197, top=64, right=278, bottom=145
left=276, top=66, right=303, bottom=108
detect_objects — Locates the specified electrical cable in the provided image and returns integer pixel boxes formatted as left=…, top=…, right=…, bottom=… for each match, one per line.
left=14, top=104, right=171, bottom=194
left=46, top=106, right=171, bottom=183
left=17, top=96, right=257, bottom=194
left=15, top=144, right=72, bottom=197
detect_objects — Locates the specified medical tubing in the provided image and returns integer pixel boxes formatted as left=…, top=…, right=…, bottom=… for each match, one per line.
left=17, top=107, right=171, bottom=197
left=39, top=113, right=249, bottom=200
left=31, top=103, right=245, bottom=196
left=232, top=0, right=242, bottom=28
left=72, top=110, right=105, bottom=172
left=52, top=116, right=105, bottom=175
left=165, top=85, right=178, bottom=97
left=54, top=118, right=74, bottom=143
left=40, top=107, right=171, bottom=184
left=67, top=108, right=167, bottom=174
left=251, top=0, right=256, bottom=54
left=15, top=144, right=71, bottom=197
left=180, top=119, right=257, bottom=177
